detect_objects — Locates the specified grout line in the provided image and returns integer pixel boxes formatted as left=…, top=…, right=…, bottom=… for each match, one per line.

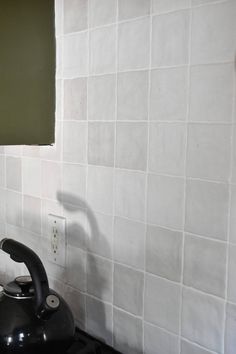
left=64, top=14, right=150, bottom=36
left=58, top=118, right=234, bottom=124
left=110, top=0, right=119, bottom=347
left=58, top=0, right=70, bottom=314
left=51, top=276, right=225, bottom=354
left=191, top=0, right=230, bottom=9
left=14, top=157, right=233, bottom=187
left=182, top=282, right=225, bottom=303
left=3, top=1, right=235, bottom=352
left=60, top=0, right=231, bottom=39
left=222, top=37, right=236, bottom=354
left=3, top=186, right=231, bottom=245
left=3, top=218, right=230, bottom=280
left=179, top=4, right=193, bottom=353
left=141, top=4, right=153, bottom=352
left=60, top=61, right=235, bottom=81
left=83, top=0, right=91, bottom=333
left=184, top=231, right=227, bottom=244
left=61, top=118, right=235, bottom=125
left=181, top=336, right=219, bottom=354
left=144, top=319, right=180, bottom=337
left=3, top=182, right=232, bottom=244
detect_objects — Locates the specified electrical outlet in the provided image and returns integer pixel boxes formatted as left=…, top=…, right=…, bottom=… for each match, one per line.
left=48, top=214, right=66, bottom=267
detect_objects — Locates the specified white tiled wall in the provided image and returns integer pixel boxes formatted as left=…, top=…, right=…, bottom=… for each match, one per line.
left=0, top=0, right=235, bottom=353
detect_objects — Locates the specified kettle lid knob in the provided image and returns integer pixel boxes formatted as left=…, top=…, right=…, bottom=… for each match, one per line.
left=15, top=275, right=32, bottom=286
left=15, top=275, right=33, bottom=296
left=4, top=276, right=34, bottom=298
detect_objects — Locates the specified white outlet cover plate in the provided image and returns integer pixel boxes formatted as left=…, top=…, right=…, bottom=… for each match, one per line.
left=48, top=214, right=66, bottom=267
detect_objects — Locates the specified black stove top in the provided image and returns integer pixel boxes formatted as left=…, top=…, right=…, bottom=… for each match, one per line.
left=66, top=329, right=121, bottom=354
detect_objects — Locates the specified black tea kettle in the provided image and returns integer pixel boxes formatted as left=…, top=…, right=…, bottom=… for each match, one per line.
left=0, top=238, right=75, bottom=353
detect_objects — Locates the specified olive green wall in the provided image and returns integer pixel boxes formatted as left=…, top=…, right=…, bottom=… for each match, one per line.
left=0, top=0, right=55, bottom=145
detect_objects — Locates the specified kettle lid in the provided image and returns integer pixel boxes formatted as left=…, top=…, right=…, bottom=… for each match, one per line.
left=4, top=275, right=34, bottom=299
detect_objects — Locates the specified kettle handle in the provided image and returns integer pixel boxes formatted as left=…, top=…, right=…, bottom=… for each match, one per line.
left=0, top=238, right=59, bottom=318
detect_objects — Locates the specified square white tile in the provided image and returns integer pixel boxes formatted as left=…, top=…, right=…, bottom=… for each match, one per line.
left=181, top=340, right=215, bottom=354
left=146, top=225, right=183, bottom=282
left=63, top=121, right=87, bottom=163
left=191, top=1, right=236, bottom=64
left=118, top=0, right=150, bottom=20
left=88, top=212, right=113, bottom=259
left=55, top=0, right=63, bottom=37
left=88, top=122, right=115, bottom=167
left=41, top=161, right=61, bottom=201
left=184, top=234, right=226, bottom=297
left=115, top=169, right=146, bottom=222
left=86, top=296, right=113, bottom=345
left=185, top=179, right=229, bottom=240
left=5, top=146, right=22, bottom=157
left=189, top=64, right=234, bottom=122
left=149, top=123, right=186, bottom=176
left=64, top=78, right=87, bottom=120
left=23, top=196, right=41, bottom=235
left=227, top=245, right=236, bottom=303
left=23, top=145, right=40, bottom=159
left=89, top=0, right=117, bottom=27
left=64, top=287, right=86, bottom=329
left=63, top=32, right=88, bottom=78
left=114, top=263, right=144, bottom=315
left=62, top=163, right=87, bottom=203
left=187, top=124, right=231, bottom=181
left=230, top=185, right=236, bottom=243
left=113, top=308, right=143, bottom=354
left=232, top=126, right=236, bottom=182
left=192, top=0, right=221, bottom=5
left=117, top=70, right=149, bottom=121
left=90, top=25, right=116, bottom=75
left=147, top=174, right=184, bottom=229
left=118, top=18, right=150, bottom=71
left=6, top=191, right=22, bottom=227
left=145, top=323, right=179, bottom=354
left=150, top=67, right=188, bottom=121
left=114, top=216, right=145, bottom=269
left=88, top=74, right=116, bottom=121
left=64, top=0, right=88, bottom=34
left=6, top=157, right=22, bottom=192
left=225, top=303, right=236, bottom=354
left=182, top=287, right=224, bottom=352
left=87, top=165, right=114, bottom=215
left=152, top=0, right=190, bottom=14
left=66, top=245, right=86, bottom=291
left=152, top=11, right=190, bottom=67
left=0, top=156, right=5, bottom=188
left=116, top=122, right=148, bottom=171
left=86, top=253, right=113, bottom=302
left=0, top=190, right=5, bottom=222
left=22, top=158, right=41, bottom=197
left=67, top=216, right=88, bottom=251
left=144, top=274, right=181, bottom=334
